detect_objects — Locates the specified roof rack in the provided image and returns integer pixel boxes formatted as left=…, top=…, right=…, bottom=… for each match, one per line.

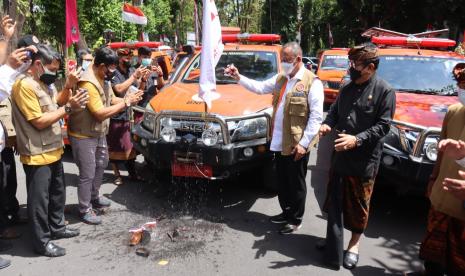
left=362, top=27, right=455, bottom=48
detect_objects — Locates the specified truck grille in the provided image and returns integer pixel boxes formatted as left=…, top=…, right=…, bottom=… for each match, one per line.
left=327, top=81, right=342, bottom=90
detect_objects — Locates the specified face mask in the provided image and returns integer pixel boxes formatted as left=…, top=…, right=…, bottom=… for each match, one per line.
left=141, top=58, right=152, bottom=67
left=349, top=66, right=363, bottom=81
left=458, top=88, right=465, bottom=105
left=106, top=67, right=116, bottom=79
left=122, top=59, right=131, bottom=68
left=82, top=60, right=91, bottom=71
left=281, top=62, right=295, bottom=76
left=131, top=57, right=139, bottom=67
left=39, top=64, right=58, bottom=86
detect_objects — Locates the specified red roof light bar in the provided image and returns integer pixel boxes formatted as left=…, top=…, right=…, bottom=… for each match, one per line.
left=372, top=36, right=456, bottom=48
left=222, top=33, right=281, bottom=43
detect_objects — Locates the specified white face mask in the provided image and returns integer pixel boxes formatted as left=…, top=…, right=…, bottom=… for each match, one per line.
left=281, top=62, right=295, bottom=76
left=458, top=88, right=465, bottom=105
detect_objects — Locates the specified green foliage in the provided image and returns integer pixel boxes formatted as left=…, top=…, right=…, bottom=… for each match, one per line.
left=261, top=0, right=299, bottom=42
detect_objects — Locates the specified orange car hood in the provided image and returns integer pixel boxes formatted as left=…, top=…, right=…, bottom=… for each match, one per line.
left=150, top=83, right=272, bottom=117
left=317, top=69, right=346, bottom=81
left=394, top=92, right=458, bottom=128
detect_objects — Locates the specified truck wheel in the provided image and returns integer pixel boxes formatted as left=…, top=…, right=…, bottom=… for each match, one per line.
left=261, top=156, right=278, bottom=192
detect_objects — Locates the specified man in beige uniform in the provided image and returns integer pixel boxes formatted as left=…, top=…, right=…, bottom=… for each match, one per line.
left=68, top=47, right=143, bottom=225
left=11, top=44, right=87, bottom=257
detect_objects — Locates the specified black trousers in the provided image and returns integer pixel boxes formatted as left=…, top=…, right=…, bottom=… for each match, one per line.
left=23, top=160, right=66, bottom=252
left=324, top=174, right=345, bottom=266
left=276, top=152, right=310, bottom=225
left=0, top=147, right=18, bottom=230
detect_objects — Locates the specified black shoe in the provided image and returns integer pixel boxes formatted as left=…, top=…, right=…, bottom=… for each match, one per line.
left=52, top=228, right=80, bottom=240
left=37, top=242, right=66, bottom=257
left=278, top=223, right=302, bottom=234
left=315, top=239, right=326, bottom=250
left=269, top=213, right=287, bottom=224
left=0, top=257, right=10, bottom=269
left=0, top=240, right=12, bottom=252
left=343, top=250, right=359, bottom=270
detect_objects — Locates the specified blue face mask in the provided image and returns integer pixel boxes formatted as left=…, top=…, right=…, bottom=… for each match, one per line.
left=141, top=58, right=152, bottom=67
left=82, top=60, right=91, bottom=71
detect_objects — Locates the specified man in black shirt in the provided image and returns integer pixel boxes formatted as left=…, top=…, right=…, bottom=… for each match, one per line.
left=318, top=43, right=396, bottom=270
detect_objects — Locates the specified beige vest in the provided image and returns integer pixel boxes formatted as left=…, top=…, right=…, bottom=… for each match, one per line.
left=272, top=69, right=318, bottom=155
left=11, top=76, right=63, bottom=156
left=0, top=98, right=16, bottom=147
left=68, top=66, right=113, bottom=137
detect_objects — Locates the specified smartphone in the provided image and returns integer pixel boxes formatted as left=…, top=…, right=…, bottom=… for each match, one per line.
left=127, top=85, right=138, bottom=94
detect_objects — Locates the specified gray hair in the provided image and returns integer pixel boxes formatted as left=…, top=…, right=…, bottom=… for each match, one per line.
left=282, top=42, right=302, bottom=57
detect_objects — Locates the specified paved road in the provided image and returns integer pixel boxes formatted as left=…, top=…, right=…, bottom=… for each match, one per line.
left=3, top=132, right=428, bottom=276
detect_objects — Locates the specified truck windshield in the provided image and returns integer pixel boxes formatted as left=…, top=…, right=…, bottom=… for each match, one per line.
left=182, top=51, right=278, bottom=84
left=320, top=55, right=349, bottom=70
left=377, top=55, right=462, bottom=95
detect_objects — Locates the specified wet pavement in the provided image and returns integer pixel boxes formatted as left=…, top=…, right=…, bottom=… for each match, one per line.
left=3, top=132, right=428, bottom=275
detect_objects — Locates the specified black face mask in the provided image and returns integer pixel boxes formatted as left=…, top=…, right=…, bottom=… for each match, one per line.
left=105, top=67, right=116, bottom=80
left=349, top=66, right=363, bottom=81
left=39, top=70, right=58, bottom=86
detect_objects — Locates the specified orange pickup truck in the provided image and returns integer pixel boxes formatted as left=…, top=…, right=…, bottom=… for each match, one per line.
left=130, top=34, right=282, bottom=189
left=360, top=29, right=465, bottom=193
left=317, top=48, right=349, bottom=104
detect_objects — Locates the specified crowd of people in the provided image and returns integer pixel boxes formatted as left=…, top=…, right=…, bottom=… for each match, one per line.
left=0, top=14, right=462, bottom=275
left=0, top=15, right=166, bottom=268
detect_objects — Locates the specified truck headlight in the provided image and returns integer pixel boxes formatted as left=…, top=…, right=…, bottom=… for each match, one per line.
left=142, top=112, right=156, bottom=131
left=202, top=128, right=218, bottom=146
left=160, top=127, right=176, bottom=143
left=424, top=137, right=439, bottom=162
left=231, top=117, right=267, bottom=141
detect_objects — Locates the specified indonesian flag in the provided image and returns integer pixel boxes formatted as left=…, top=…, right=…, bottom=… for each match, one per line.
left=65, top=0, right=80, bottom=47
left=122, top=3, right=147, bottom=25
left=198, top=0, right=224, bottom=109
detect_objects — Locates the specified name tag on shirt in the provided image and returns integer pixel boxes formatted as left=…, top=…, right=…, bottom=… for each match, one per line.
left=292, top=92, right=306, bottom=97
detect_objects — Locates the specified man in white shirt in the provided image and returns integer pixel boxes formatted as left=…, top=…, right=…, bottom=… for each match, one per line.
left=225, top=42, right=324, bottom=234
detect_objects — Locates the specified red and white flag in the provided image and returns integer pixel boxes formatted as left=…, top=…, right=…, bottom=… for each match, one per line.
left=65, top=0, right=80, bottom=48
left=198, top=0, right=224, bottom=109
left=122, top=3, right=147, bottom=25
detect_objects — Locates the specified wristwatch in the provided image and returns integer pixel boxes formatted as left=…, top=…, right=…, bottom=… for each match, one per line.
left=355, top=136, right=362, bottom=147
left=64, top=104, right=72, bottom=114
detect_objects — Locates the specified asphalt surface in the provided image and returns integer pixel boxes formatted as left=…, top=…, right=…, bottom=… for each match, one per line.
left=2, top=131, right=428, bottom=276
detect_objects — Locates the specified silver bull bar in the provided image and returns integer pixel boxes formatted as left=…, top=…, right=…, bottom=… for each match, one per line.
left=129, top=106, right=272, bottom=145
left=390, top=119, right=441, bottom=163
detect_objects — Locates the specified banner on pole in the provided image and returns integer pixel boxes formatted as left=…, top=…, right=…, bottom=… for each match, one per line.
left=122, top=3, right=147, bottom=25
left=198, top=0, right=224, bottom=109
left=65, top=0, right=80, bottom=47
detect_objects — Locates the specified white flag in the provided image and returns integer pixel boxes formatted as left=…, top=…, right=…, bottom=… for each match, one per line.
left=198, top=0, right=224, bottom=109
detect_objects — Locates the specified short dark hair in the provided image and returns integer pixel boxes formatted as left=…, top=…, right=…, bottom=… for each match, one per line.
left=32, top=44, right=61, bottom=65
left=138, top=46, right=151, bottom=56
left=453, top=63, right=465, bottom=82
left=77, top=48, right=92, bottom=65
left=94, top=47, right=118, bottom=66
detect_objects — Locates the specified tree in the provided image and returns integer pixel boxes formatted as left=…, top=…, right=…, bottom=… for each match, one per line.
left=261, top=0, right=299, bottom=42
